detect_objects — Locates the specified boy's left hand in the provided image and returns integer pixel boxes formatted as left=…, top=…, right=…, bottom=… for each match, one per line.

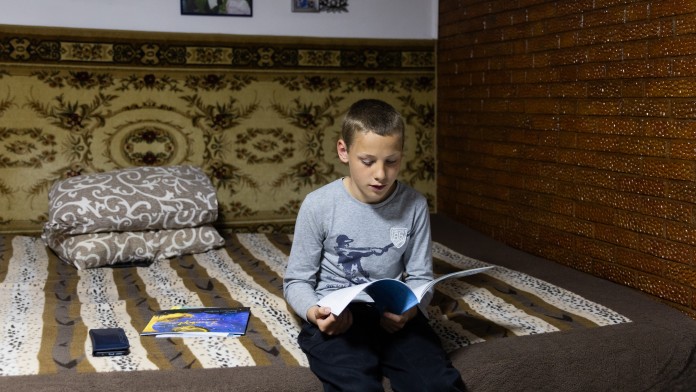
left=380, top=306, right=417, bottom=333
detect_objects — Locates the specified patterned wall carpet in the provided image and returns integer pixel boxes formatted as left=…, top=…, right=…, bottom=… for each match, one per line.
left=0, top=25, right=436, bottom=233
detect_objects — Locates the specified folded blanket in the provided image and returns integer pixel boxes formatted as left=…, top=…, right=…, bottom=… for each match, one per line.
left=42, top=165, right=218, bottom=237
left=41, top=165, right=224, bottom=269
left=43, top=225, right=225, bottom=269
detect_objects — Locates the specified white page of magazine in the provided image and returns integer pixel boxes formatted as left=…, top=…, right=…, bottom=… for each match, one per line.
left=317, top=266, right=494, bottom=315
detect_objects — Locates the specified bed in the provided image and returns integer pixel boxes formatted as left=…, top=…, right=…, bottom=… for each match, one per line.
left=1, top=214, right=695, bottom=391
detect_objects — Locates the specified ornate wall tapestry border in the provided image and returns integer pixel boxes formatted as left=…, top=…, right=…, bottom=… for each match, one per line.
left=0, top=25, right=435, bottom=71
left=0, top=25, right=436, bottom=233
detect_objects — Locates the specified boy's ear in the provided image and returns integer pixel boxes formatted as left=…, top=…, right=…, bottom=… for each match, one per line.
left=337, top=139, right=349, bottom=163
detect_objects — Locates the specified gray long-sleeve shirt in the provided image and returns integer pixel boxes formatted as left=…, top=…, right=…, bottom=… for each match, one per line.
left=283, top=178, right=433, bottom=322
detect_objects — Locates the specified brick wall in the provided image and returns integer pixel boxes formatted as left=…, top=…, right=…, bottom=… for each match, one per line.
left=437, top=0, right=696, bottom=318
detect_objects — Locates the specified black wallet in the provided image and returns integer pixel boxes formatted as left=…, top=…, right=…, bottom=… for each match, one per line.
left=89, top=328, right=130, bottom=357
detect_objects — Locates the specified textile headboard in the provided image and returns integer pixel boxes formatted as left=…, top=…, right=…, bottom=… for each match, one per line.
left=0, top=25, right=436, bottom=233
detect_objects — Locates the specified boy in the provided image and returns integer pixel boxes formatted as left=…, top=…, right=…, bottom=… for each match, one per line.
left=284, top=99, right=466, bottom=391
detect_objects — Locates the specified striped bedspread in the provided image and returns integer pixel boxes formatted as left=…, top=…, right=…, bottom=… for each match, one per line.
left=0, top=233, right=630, bottom=376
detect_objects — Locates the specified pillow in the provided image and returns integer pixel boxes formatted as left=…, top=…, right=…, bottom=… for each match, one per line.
left=44, top=225, right=225, bottom=270
left=42, top=165, right=218, bottom=237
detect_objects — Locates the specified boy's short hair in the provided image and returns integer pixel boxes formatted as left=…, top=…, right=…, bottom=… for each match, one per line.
left=341, top=99, right=405, bottom=150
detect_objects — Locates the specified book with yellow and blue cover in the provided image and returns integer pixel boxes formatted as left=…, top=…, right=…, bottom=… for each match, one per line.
left=141, top=307, right=251, bottom=338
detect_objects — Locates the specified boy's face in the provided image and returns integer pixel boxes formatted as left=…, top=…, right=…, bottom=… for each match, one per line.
left=337, top=131, right=403, bottom=204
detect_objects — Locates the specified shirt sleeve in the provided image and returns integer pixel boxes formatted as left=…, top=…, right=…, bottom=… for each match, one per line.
left=402, top=195, right=434, bottom=305
left=283, top=195, right=325, bottom=322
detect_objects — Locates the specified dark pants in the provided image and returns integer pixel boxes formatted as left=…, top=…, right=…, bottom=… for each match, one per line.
left=298, top=303, right=467, bottom=392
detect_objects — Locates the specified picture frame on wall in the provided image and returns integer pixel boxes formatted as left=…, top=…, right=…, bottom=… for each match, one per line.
left=181, top=0, right=253, bottom=17
left=291, top=0, right=319, bottom=13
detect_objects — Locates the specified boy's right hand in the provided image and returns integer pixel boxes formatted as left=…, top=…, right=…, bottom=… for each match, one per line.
left=307, top=305, right=353, bottom=335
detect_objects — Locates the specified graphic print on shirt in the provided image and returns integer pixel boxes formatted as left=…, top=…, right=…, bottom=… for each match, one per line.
left=334, top=234, right=394, bottom=284
left=390, top=227, right=408, bottom=249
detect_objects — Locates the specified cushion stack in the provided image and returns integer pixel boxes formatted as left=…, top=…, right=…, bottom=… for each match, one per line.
left=42, top=165, right=225, bottom=269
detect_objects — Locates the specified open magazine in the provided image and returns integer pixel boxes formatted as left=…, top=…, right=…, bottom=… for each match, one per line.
left=141, top=307, right=251, bottom=338
left=317, top=266, right=494, bottom=315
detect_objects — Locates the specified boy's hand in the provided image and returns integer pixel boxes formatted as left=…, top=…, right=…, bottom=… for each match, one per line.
left=380, top=306, right=417, bottom=333
left=307, top=305, right=353, bottom=335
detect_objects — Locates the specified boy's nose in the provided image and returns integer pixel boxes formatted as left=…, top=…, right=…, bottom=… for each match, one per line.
left=373, top=163, right=386, bottom=181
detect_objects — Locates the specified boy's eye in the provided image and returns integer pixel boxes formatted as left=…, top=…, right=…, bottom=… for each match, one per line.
left=360, top=159, right=398, bottom=166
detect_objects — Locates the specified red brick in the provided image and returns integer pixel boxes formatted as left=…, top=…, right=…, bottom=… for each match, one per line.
left=526, top=68, right=559, bottom=83
left=566, top=167, right=614, bottom=188
left=587, top=43, right=623, bottom=62
left=595, top=223, right=642, bottom=249
left=637, top=236, right=695, bottom=265
left=616, top=20, right=662, bottom=41
left=576, top=202, right=615, bottom=225
left=635, top=274, right=692, bottom=307
left=576, top=237, right=613, bottom=261
left=666, top=181, right=696, bottom=203
left=622, top=40, right=649, bottom=59
left=613, top=210, right=665, bottom=237
left=489, top=84, right=517, bottom=98
left=556, top=131, right=577, bottom=148
left=646, top=79, right=696, bottom=97
left=526, top=34, right=559, bottom=52
left=621, top=99, right=670, bottom=117
left=621, top=80, right=644, bottom=97
left=558, top=31, right=579, bottom=49
left=643, top=119, right=696, bottom=138
left=538, top=226, right=577, bottom=249
left=526, top=1, right=558, bottom=21
left=577, top=99, right=621, bottom=115
left=651, top=0, right=696, bottom=18
left=593, top=260, right=639, bottom=288
left=583, top=6, right=627, bottom=28
left=587, top=81, right=622, bottom=97
left=676, top=14, right=696, bottom=34
left=531, top=116, right=559, bottom=132
left=674, top=57, right=696, bottom=76
left=615, top=175, right=667, bottom=197
left=613, top=248, right=664, bottom=276
left=557, top=0, right=593, bottom=16
left=642, top=158, right=695, bottom=181
left=558, top=65, right=579, bottom=81
left=650, top=36, right=696, bottom=57
left=672, top=101, right=696, bottom=119
left=624, top=2, right=650, bottom=22
left=666, top=222, right=696, bottom=247
left=517, top=84, right=549, bottom=98
left=436, top=0, right=696, bottom=315
left=576, top=134, right=665, bottom=156
left=670, top=140, right=696, bottom=160
left=663, top=262, right=696, bottom=289
left=546, top=14, right=583, bottom=33
left=549, top=48, right=587, bottom=66
left=608, top=59, right=672, bottom=79
left=577, top=63, right=607, bottom=80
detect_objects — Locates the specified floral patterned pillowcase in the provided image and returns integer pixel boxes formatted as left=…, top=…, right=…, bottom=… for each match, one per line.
left=44, top=225, right=225, bottom=270
left=42, top=165, right=219, bottom=237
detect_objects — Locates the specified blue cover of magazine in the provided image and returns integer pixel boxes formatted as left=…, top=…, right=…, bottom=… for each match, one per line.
left=141, top=307, right=251, bottom=337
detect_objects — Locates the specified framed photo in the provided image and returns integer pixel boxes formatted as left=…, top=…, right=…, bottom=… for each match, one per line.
left=292, top=0, right=319, bottom=13
left=181, top=0, right=253, bottom=17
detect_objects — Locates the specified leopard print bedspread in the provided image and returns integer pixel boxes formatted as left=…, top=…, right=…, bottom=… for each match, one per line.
left=0, top=233, right=630, bottom=376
